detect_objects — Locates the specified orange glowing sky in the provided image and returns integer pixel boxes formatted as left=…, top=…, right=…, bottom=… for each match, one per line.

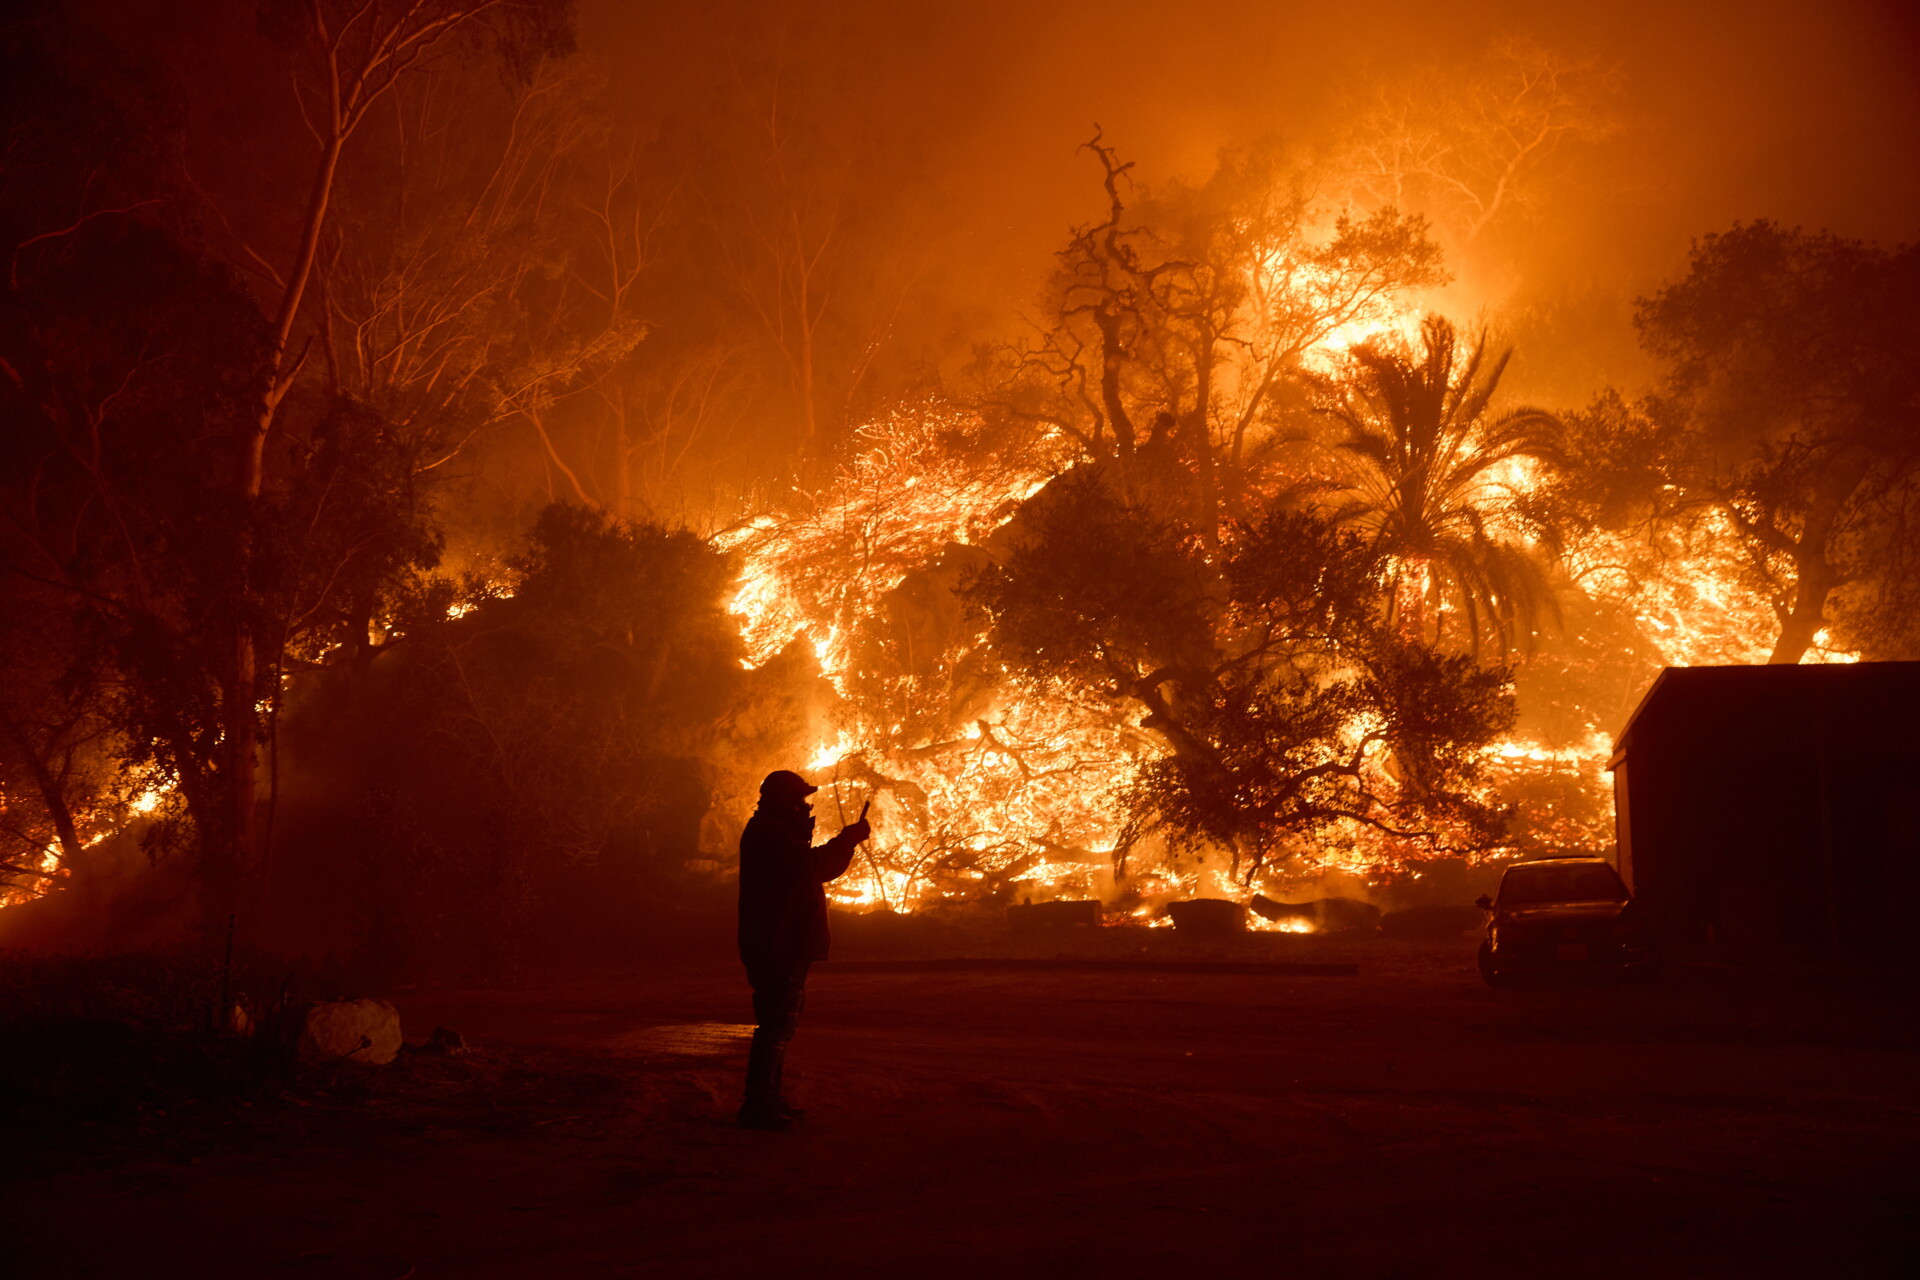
left=581, top=0, right=1920, bottom=356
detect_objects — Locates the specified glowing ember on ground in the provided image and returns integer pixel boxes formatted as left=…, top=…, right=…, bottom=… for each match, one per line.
left=1249, top=913, right=1316, bottom=934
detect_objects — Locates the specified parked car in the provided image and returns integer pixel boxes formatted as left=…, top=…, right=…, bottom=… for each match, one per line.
left=1475, top=857, right=1654, bottom=986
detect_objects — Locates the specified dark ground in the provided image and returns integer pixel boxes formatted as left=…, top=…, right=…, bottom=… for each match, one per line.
left=9, top=933, right=1918, bottom=1278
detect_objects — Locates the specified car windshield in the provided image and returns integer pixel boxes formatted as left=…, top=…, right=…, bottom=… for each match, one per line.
left=1499, top=863, right=1626, bottom=906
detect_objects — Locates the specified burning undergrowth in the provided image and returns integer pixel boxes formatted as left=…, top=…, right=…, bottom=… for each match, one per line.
left=709, top=164, right=1609, bottom=919
left=724, top=402, right=1572, bottom=919
left=698, top=152, right=1891, bottom=927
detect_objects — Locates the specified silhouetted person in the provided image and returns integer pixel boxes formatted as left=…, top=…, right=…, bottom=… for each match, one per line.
left=736, top=769, right=871, bottom=1131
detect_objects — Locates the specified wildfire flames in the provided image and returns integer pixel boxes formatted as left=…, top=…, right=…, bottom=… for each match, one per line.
left=712, top=221, right=1862, bottom=920
left=1, top=254, right=1810, bottom=919
left=713, top=319, right=1753, bottom=921
left=1, top=782, right=169, bottom=908
left=0, top=72, right=1878, bottom=922
left=720, top=405, right=1133, bottom=911
left=0, top=258, right=1858, bottom=917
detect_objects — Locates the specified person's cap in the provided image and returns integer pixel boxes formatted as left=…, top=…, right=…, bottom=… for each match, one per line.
left=760, top=769, right=818, bottom=800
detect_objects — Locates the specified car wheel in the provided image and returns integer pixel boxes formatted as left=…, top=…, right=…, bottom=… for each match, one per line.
left=1477, top=940, right=1509, bottom=988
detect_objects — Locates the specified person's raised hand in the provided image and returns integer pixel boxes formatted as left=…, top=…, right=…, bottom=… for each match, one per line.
left=846, top=797, right=873, bottom=843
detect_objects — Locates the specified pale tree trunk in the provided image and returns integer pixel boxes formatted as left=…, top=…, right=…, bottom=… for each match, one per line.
left=218, top=130, right=347, bottom=930
left=219, top=0, right=512, bottom=930
left=796, top=317, right=818, bottom=450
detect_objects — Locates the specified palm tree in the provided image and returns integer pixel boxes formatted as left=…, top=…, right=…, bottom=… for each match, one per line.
left=1314, top=316, right=1561, bottom=656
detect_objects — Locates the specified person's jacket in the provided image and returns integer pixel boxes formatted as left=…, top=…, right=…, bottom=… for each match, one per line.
left=737, top=802, right=862, bottom=966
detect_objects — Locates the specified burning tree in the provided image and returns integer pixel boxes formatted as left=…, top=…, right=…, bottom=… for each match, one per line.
left=1633, top=223, right=1920, bottom=664
left=973, top=472, right=1514, bottom=878
left=1307, top=315, right=1562, bottom=657
left=0, top=589, right=130, bottom=902
left=1525, top=223, right=1920, bottom=674
left=724, top=142, right=1539, bottom=908
left=981, top=134, right=1446, bottom=525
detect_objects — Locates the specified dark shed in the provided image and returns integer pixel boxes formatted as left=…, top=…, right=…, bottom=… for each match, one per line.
left=1609, top=662, right=1920, bottom=967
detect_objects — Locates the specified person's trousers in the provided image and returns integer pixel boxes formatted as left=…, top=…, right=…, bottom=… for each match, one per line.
left=743, top=959, right=810, bottom=1107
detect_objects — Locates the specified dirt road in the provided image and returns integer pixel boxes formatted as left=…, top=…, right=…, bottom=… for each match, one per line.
left=15, top=940, right=1918, bottom=1277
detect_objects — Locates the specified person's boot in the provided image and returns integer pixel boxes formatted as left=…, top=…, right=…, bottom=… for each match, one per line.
left=768, top=1040, right=805, bottom=1122
left=737, top=1032, right=792, bottom=1132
